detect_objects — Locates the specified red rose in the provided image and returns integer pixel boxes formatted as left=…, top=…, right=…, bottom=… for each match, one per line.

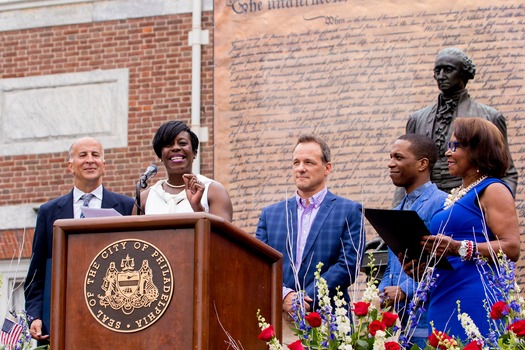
left=369, top=320, right=386, bottom=336
left=258, top=325, right=275, bottom=341
left=353, top=301, right=370, bottom=316
left=305, top=312, right=322, bottom=328
left=463, top=340, right=483, bottom=350
left=288, top=340, right=305, bottom=350
left=382, top=312, right=398, bottom=327
left=385, top=341, right=401, bottom=350
left=428, top=331, right=439, bottom=348
left=490, top=301, right=510, bottom=320
left=509, top=319, right=525, bottom=337
left=428, top=329, right=454, bottom=349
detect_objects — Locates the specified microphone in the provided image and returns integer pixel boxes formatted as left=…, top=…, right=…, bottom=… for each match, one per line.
left=136, top=164, right=158, bottom=214
left=139, top=164, right=157, bottom=188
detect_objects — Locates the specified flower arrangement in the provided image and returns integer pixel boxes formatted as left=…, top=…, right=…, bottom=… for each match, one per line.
left=256, top=252, right=525, bottom=350
left=425, top=252, right=525, bottom=350
left=257, top=256, right=406, bottom=350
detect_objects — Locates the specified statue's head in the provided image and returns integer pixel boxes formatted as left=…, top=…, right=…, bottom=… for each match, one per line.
left=433, top=48, right=476, bottom=94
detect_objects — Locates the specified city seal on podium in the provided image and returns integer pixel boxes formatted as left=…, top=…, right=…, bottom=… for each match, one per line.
left=84, top=239, right=174, bottom=333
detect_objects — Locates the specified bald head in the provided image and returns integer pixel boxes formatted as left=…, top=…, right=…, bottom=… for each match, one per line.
left=69, top=137, right=104, bottom=160
left=67, top=137, right=106, bottom=192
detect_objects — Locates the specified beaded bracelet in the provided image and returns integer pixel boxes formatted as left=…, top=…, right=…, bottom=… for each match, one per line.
left=459, top=240, right=476, bottom=261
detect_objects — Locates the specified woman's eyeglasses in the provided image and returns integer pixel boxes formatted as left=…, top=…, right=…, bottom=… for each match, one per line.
left=447, top=141, right=461, bottom=152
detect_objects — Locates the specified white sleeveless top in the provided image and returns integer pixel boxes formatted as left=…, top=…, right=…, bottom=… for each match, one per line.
left=145, top=174, right=213, bottom=214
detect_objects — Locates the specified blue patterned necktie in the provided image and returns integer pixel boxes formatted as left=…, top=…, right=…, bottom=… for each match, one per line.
left=79, top=193, right=95, bottom=218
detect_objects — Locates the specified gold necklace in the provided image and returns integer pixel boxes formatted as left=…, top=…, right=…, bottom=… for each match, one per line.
left=444, top=175, right=488, bottom=210
left=164, top=180, right=185, bottom=188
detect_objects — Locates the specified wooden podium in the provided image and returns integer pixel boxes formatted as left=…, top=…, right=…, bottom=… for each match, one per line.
left=51, top=213, right=282, bottom=349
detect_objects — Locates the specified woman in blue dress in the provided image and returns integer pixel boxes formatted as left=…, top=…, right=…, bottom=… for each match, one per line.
left=405, top=117, right=520, bottom=342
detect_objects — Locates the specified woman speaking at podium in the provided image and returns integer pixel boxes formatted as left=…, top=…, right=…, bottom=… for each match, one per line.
left=133, top=120, right=233, bottom=222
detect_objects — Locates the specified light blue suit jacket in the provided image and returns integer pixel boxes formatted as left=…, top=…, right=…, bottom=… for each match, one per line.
left=256, top=190, right=365, bottom=308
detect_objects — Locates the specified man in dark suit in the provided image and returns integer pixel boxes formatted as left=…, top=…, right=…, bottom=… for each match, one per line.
left=256, top=135, right=365, bottom=343
left=24, top=137, right=134, bottom=345
left=397, top=47, right=517, bottom=202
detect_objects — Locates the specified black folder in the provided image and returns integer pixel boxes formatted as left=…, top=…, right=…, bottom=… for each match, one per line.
left=364, top=208, right=453, bottom=270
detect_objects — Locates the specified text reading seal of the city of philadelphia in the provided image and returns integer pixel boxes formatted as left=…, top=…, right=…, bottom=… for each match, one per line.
left=84, top=239, right=174, bottom=333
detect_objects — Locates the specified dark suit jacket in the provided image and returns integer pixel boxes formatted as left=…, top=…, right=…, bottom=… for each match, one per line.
left=24, top=187, right=134, bottom=336
left=255, top=190, right=365, bottom=308
left=406, top=91, right=518, bottom=193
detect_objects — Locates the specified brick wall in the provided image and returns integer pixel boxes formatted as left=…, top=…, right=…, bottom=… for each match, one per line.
left=0, top=12, right=215, bottom=259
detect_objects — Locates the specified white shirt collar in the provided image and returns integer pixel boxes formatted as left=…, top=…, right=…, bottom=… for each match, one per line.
left=73, top=185, right=103, bottom=202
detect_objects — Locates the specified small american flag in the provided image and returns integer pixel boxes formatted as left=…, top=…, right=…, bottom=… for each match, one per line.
left=0, top=315, right=23, bottom=347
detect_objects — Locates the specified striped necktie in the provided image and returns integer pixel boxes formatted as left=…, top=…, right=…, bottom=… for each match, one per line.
left=79, top=193, right=95, bottom=218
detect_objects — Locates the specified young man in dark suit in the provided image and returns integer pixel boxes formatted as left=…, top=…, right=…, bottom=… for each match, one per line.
left=24, top=137, right=134, bottom=345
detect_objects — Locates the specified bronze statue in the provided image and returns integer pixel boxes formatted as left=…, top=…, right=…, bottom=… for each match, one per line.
left=394, top=48, right=518, bottom=204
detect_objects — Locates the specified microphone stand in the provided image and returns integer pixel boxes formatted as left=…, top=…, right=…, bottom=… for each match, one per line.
left=135, top=177, right=149, bottom=215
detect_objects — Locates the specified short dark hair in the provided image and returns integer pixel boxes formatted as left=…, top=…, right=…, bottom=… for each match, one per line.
left=152, top=121, right=199, bottom=158
left=437, top=47, right=476, bottom=83
left=397, top=134, right=438, bottom=170
left=295, top=134, right=331, bottom=163
left=453, top=117, right=509, bottom=178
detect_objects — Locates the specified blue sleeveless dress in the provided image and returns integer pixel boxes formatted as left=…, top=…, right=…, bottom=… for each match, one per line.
left=428, top=178, right=508, bottom=341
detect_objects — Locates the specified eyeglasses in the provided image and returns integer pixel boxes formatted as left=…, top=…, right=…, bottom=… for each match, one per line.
left=447, top=141, right=461, bottom=152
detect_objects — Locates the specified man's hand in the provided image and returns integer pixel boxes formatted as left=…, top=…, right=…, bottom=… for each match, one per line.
left=29, top=319, right=49, bottom=341
left=283, top=292, right=312, bottom=321
left=381, top=286, right=406, bottom=308
left=398, top=252, right=427, bottom=281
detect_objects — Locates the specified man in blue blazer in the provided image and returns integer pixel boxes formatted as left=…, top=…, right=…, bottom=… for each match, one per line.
left=24, top=137, right=134, bottom=345
left=380, top=134, right=447, bottom=348
left=256, top=135, right=365, bottom=341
